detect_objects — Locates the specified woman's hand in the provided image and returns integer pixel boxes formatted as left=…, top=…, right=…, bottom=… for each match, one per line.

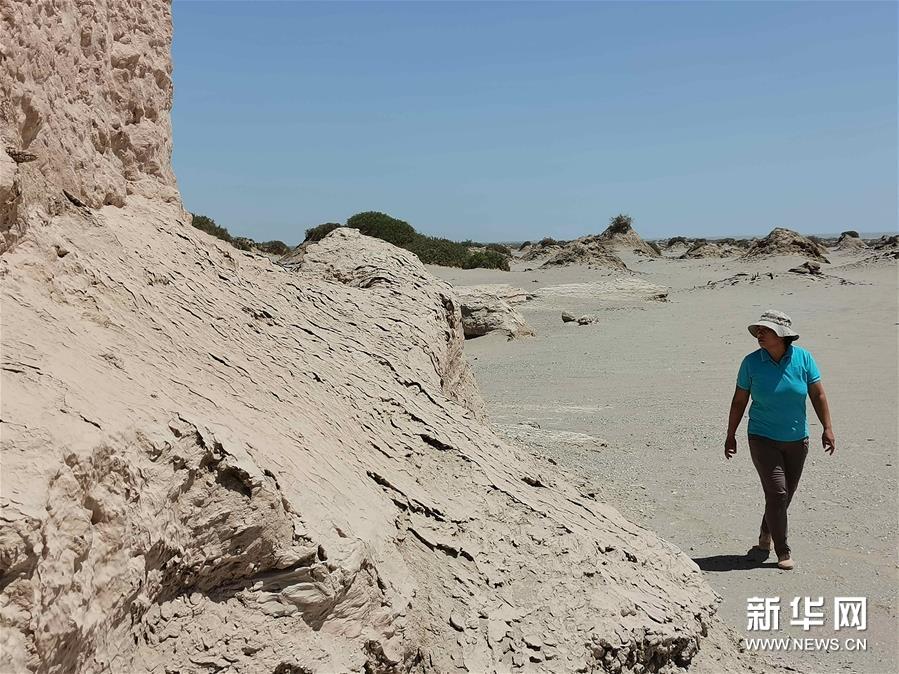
left=726, top=387, right=749, bottom=460
left=809, top=382, right=834, bottom=455
left=724, top=435, right=737, bottom=459
left=822, top=428, right=836, bottom=455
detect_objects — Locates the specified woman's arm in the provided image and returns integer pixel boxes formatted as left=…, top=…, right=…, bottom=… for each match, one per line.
left=808, top=380, right=835, bottom=454
left=725, top=386, right=750, bottom=459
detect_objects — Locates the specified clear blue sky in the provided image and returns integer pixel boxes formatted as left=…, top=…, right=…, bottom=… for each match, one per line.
left=171, top=1, right=897, bottom=244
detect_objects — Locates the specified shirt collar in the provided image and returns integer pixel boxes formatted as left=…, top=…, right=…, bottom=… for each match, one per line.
left=761, top=344, right=793, bottom=365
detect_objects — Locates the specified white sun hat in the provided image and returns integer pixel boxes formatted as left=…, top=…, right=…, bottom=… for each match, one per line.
left=748, top=309, right=799, bottom=339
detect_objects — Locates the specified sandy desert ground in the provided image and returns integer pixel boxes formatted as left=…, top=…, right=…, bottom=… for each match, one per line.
left=429, top=247, right=898, bottom=674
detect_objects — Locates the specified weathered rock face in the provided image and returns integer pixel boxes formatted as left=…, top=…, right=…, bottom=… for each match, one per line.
left=295, top=227, right=486, bottom=416
left=742, top=227, right=830, bottom=262
left=0, top=0, right=180, bottom=252
left=453, top=285, right=535, bottom=339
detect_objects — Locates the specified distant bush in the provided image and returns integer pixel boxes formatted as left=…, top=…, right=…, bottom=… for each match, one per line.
left=840, top=230, right=860, bottom=239
left=336, top=211, right=509, bottom=271
left=231, top=237, right=254, bottom=251
left=485, top=243, right=512, bottom=256
left=346, top=211, right=416, bottom=247
left=539, top=237, right=561, bottom=247
left=191, top=213, right=232, bottom=242
left=305, top=222, right=343, bottom=242
left=257, top=240, right=291, bottom=256
left=405, top=235, right=472, bottom=268
left=518, top=240, right=532, bottom=250
left=667, top=236, right=687, bottom=247
left=463, top=250, right=510, bottom=271
left=607, top=213, right=633, bottom=235
left=190, top=213, right=296, bottom=256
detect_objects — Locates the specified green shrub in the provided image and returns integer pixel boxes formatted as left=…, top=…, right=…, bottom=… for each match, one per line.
left=191, top=213, right=232, bottom=242
left=607, top=213, right=633, bottom=234
left=231, top=237, right=254, bottom=251
left=485, top=243, right=512, bottom=256
left=190, top=213, right=296, bottom=256
left=346, top=211, right=416, bottom=246
left=325, top=210, right=510, bottom=271
left=257, top=240, right=291, bottom=256
left=305, top=222, right=343, bottom=242
left=405, top=235, right=472, bottom=268
left=463, top=250, right=510, bottom=271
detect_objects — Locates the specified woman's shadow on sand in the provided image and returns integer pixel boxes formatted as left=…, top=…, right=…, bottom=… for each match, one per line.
left=692, top=550, right=779, bottom=572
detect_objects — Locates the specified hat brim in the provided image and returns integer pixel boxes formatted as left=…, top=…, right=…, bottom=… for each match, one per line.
left=748, top=321, right=799, bottom=339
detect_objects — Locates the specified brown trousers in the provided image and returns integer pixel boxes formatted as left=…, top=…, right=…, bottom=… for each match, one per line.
left=748, top=434, right=809, bottom=557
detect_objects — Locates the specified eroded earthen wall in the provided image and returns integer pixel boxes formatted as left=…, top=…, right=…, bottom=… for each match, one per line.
left=0, top=0, right=180, bottom=251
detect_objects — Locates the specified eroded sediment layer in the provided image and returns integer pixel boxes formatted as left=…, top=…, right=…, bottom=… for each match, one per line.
left=3, top=201, right=724, bottom=672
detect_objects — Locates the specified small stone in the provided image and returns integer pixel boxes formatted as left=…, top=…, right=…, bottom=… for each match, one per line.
left=576, top=314, right=598, bottom=325
left=449, top=613, right=465, bottom=632
left=523, top=632, right=542, bottom=650
left=487, top=620, right=508, bottom=647
left=561, top=311, right=576, bottom=323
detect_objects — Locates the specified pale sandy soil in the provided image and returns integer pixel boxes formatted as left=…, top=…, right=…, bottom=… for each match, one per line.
left=428, top=248, right=898, bottom=674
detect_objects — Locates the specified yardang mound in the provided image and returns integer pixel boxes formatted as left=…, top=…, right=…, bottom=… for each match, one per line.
left=679, top=242, right=736, bottom=259
left=541, top=238, right=629, bottom=270
left=741, top=227, right=830, bottom=262
left=835, top=231, right=868, bottom=251
left=596, top=214, right=660, bottom=258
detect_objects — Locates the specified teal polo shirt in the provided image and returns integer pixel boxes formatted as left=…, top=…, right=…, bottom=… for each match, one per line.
left=736, top=345, right=821, bottom=441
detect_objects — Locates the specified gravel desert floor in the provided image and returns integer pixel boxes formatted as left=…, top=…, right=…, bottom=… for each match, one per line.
left=430, top=248, right=898, bottom=674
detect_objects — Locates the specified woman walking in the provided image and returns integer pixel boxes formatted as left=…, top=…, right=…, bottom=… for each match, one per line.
left=725, top=310, right=835, bottom=570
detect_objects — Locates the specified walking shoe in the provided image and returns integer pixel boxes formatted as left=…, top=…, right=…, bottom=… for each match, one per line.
left=777, top=554, right=795, bottom=571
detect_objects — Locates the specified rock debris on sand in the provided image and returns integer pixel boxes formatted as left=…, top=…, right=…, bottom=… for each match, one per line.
left=453, top=285, right=536, bottom=339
